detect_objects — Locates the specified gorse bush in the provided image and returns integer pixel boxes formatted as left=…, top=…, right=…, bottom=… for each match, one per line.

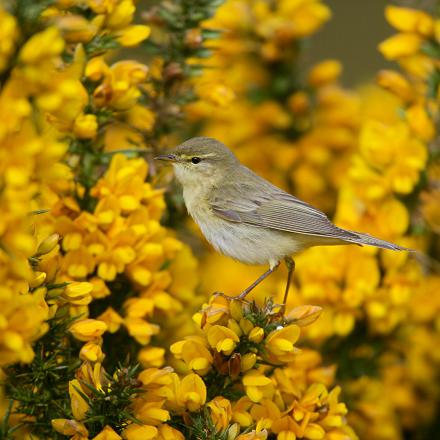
left=0, top=1, right=439, bottom=439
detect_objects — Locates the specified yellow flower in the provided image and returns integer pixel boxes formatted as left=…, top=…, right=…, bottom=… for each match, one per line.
left=92, top=61, right=148, bottom=110
left=69, top=379, right=90, bottom=420
left=122, top=424, right=158, bottom=440
left=125, top=318, right=159, bottom=345
left=236, top=427, right=268, bottom=440
left=207, top=396, right=232, bottom=432
left=80, top=341, right=105, bottom=362
left=63, top=282, right=94, bottom=306
left=376, top=70, right=414, bottom=102
left=126, top=105, right=156, bottom=132
left=29, top=271, right=46, bottom=288
left=358, top=119, right=427, bottom=195
left=385, top=6, right=434, bottom=36
left=19, top=26, right=64, bottom=64
left=195, top=83, right=236, bottom=107
left=36, top=232, right=60, bottom=256
left=90, top=277, right=111, bottom=299
left=178, top=373, right=207, bottom=412
left=93, top=425, right=122, bottom=440
left=116, top=25, right=151, bottom=47
left=85, top=56, right=109, bottom=81
left=55, top=15, right=98, bottom=43
left=76, top=361, right=108, bottom=393
left=138, top=346, right=165, bottom=368
left=69, top=319, right=107, bottom=341
left=265, top=325, right=300, bottom=363
left=207, top=325, right=240, bottom=355
left=0, top=8, right=19, bottom=72
left=241, top=353, right=257, bottom=372
left=405, top=104, right=435, bottom=141
left=378, top=33, right=422, bottom=60
left=232, top=396, right=253, bottom=427
left=319, top=386, right=348, bottom=430
left=242, top=370, right=274, bottom=403
left=193, top=294, right=231, bottom=327
left=0, top=290, right=49, bottom=365
left=303, top=424, right=325, bottom=439
left=63, top=248, right=95, bottom=279
left=248, top=326, right=264, bottom=343
left=134, top=400, right=170, bottom=425
left=157, top=425, right=185, bottom=440
left=107, top=0, right=135, bottom=29
left=308, top=60, right=342, bottom=87
left=171, top=337, right=213, bottom=375
left=73, top=113, right=98, bottom=139
left=97, top=307, right=124, bottom=333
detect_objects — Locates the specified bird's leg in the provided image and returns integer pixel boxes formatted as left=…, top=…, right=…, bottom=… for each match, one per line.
left=217, top=262, right=280, bottom=301
left=281, top=256, right=295, bottom=315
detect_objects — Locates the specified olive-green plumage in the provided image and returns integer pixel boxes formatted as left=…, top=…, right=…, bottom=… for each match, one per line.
left=155, top=137, right=407, bottom=303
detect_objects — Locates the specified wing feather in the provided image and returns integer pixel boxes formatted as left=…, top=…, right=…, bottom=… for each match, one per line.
left=210, top=167, right=358, bottom=241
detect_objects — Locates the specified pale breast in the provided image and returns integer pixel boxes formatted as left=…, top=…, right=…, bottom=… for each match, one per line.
left=183, top=186, right=307, bottom=266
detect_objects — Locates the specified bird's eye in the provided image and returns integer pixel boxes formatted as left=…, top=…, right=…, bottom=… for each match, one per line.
left=191, top=157, right=201, bottom=164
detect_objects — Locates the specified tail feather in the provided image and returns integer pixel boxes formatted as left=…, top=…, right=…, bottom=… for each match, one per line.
left=343, top=231, right=412, bottom=251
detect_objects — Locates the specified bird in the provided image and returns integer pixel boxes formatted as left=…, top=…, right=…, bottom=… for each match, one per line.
left=155, top=137, right=408, bottom=308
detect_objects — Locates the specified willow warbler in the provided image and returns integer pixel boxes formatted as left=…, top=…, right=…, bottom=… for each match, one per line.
left=155, top=137, right=407, bottom=305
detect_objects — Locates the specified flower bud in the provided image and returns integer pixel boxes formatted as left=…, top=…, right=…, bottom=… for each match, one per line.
left=240, top=353, right=257, bottom=372
left=376, top=70, right=414, bottom=102
left=239, top=318, right=253, bottom=335
left=227, top=318, right=242, bottom=337
left=69, top=319, right=107, bottom=341
left=308, top=60, right=342, bottom=87
left=73, top=113, right=98, bottom=139
left=248, top=327, right=264, bottom=343
left=29, top=271, right=46, bottom=288
left=229, top=300, right=243, bottom=321
left=80, top=341, right=104, bottom=362
left=117, top=25, right=151, bottom=47
left=138, top=346, right=165, bottom=368
left=122, top=424, right=158, bottom=440
left=37, top=233, right=60, bottom=256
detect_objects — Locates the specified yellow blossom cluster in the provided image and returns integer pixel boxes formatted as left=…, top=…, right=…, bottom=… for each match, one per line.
left=166, top=296, right=356, bottom=439
left=50, top=297, right=355, bottom=439
left=0, top=0, right=195, bottom=364
left=52, top=153, right=197, bottom=352
left=333, top=6, right=440, bottom=437
left=0, top=0, right=202, bottom=438
left=2, top=0, right=440, bottom=439
left=45, top=0, right=151, bottom=49
left=186, top=2, right=440, bottom=439
left=0, top=2, right=85, bottom=367
left=52, top=296, right=357, bottom=440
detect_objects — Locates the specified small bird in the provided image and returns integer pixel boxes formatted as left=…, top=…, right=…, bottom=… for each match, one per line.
left=155, top=137, right=407, bottom=307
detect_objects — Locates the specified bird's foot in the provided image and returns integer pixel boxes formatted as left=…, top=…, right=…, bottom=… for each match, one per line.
left=278, top=304, right=287, bottom=318
left=213, top=291, right=250, bottom=303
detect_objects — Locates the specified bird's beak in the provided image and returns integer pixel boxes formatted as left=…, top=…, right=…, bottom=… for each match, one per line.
left=154, top=154, right=177, bottom=162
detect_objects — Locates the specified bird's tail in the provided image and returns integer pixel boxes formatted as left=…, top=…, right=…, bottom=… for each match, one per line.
left=343, top=231, right=412, bottom=251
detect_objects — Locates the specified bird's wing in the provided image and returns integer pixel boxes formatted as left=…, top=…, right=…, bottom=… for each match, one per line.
left=209, top=169, right=359, bottom=241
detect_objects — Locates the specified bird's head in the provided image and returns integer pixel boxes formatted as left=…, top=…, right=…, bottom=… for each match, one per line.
left=155, top=137, right=239, bottom=187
